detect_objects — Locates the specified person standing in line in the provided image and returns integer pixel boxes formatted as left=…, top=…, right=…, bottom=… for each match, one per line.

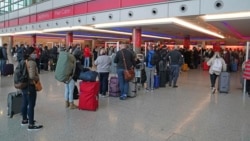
left=0, top=43, right=8, bottom=76
left=114, top=44, right=135, bottom=100
left=207, top=51, right=227, bottom=93
left=21, top=47, right=43, bottom=131
left=83, top=45, right=91, bottom=68
left=94, top=48, right=112, bottom=97
left=242, top=57, right=250, bottom=97
left=144, top=46, right=157, bottom=92
left=167, top=45, right=183, bottom=88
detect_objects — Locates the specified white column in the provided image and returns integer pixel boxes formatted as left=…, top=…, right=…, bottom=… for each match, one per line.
left=0, top=37, right=2, bottom=46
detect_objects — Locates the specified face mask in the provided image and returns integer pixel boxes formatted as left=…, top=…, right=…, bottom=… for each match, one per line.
left=30, top=54, right=37, bottom=59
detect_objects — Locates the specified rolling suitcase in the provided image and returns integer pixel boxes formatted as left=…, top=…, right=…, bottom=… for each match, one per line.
left=218, top=72, right=230, bottom=93
left=109, top=76, right=120, bottom=97
left=2, top=63, right=14, bottom=76
left=203, top=62, right=210, bottom=71
left=128, top=78, right=137, bottom=98
left=159, top=71, right=167, bottom=87
left=7, top=91, right=22, bottom=118
left=231, top=62, right=237, bottom=72
left=154, top=75, right=160, bottom=89
left=79, top=81, right=99, bottom=111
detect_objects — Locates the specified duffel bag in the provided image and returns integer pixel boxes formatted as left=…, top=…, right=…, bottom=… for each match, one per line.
left=79, top=71, right=98, bottom=81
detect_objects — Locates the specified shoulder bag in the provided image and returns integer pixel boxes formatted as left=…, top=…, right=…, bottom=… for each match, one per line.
left=121, top=50, right=135, bottom=81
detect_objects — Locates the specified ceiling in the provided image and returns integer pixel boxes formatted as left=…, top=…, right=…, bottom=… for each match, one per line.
left=36, top=15, right=250, bottom=46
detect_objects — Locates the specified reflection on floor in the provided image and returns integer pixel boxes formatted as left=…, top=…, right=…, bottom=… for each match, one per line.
left=0, top=69, right=250, bottom=141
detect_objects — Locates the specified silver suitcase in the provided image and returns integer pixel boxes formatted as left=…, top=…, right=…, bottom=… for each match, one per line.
left=218, top=72, right=230, bottom=93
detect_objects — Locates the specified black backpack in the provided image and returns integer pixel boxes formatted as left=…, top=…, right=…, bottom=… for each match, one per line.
left=150, top=53, right=159, bottom=66
left=14, top=60, right=29, bottom=89
left=0, top=47, right=3, bottom=59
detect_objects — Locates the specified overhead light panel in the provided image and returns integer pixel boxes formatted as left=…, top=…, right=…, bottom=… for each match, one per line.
left=14, top=30, right=43, bottom=35
left=203, top=11, right=250, bottom=21
left=93, top=18, right=173, bottom=28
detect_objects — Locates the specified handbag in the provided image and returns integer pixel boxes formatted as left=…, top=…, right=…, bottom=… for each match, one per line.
left=121, top=50, right=135, bottom=81
left=34, top=80, right=42, bottom=91
left=73, top=85, right=79, bottom=100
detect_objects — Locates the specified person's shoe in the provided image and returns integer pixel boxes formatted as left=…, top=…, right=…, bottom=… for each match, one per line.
left=27, top=124, right=43, bottom=131
left=65, top=101, right=69, bottom=108
left=212, top=87, right=216, bottom=94
left=169, top=84, right=172, bottom=87
left=119, top=95, right=127, bottom=100
left=69, top=102, right=78, bottom=109
left=21, top=120, right=28, bottom=126
left=21, top=120, right=36, bottom=126
left=173, top=85, right=178, bottom=88
left=100, top=94, right=108, bottom=98
left=150, top=89, right=154, bottom=93
left=145, top=88, right=150, bottom=92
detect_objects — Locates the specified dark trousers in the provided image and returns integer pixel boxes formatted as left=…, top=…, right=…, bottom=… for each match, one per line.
left=246, top=80, right=250, bottom=93
left=98, top=72, right=109, bottom=95
left=210, top=73, right=218, bottom=88
left=169, top=65, right=180, bottom=86
left=21, top=85, right=37, bottom=125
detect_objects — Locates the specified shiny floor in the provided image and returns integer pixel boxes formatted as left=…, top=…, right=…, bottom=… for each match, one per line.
left=1, top=68, right=250, bottom=141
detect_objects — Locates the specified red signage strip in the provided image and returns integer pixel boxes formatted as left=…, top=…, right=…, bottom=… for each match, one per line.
left=0, top=22, right=4, bottom=28
left=30, top=14, right=37, bottom=23
left=74, top=3, right=87, bottom=15
left=54, top=6, right=74, bottom=19
left=87, top=0, right=120, bottom=13
left=121, top=0, right=166, bottom=8
left=9, top=19, right=18, bottom=27
left=19, top=16, right=30, bottom=25
left=37, top=11, right=53, bottom=22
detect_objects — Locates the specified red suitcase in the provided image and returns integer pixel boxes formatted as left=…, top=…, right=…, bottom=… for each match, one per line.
left=203, top=62, right=210, bottom=71
left=79, top=81, right=99, bottom=111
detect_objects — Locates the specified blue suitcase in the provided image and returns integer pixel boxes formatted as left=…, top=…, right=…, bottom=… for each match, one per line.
left=154, top=75, right=160, bottom=89
left=231, top=62, right=237, bottom=72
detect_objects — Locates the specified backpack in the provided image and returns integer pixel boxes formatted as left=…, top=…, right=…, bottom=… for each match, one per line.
left=14, top=60, right=29, bottom=89
left=55, top=52, right=76, bottom=83
left=211, top=58, right=223, bottom=72
left=149, top=52, right=159, bottom=66
left=0, top=47, right=3, bottom=59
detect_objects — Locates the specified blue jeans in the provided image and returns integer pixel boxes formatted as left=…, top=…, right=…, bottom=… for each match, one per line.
left=98, top=72, right=109, bottom=95
left=169, top=65, right=180, bottom=86
left=65, top=79, right=75, bottom=102
left=210, top=73, right=218, bottom=87
left=117, top=69, right=129, bottom=97
left=0, top=59, right=6, bottom=75
left=21, top=84, right=37, bottom=125
left=145, top=67, right=155, bottom=89
left=84, top=57, right=90, bottom=68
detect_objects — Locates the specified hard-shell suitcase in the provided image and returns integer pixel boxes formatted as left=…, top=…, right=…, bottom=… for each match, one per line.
left=203, top=62, right=210, bottom=71
left=231, top=62, right=237, bottom=72
left=159, top=71, right=167, bottom=87
left=109, top=76, right=120, bottom=97
left=79, top=81, right=99, bottom=111
left=154, top=75, right=160, bottom=89
left=7, top=91, right=22, bottom=118
left=218, top=72, right=230, bottom=93
left=128, top=78, right=137, bottom=98
left=2, top=64, right=14, bottom=76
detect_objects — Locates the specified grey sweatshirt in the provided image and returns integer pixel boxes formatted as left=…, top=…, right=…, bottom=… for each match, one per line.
left=94, top=55, right=112, bottom=73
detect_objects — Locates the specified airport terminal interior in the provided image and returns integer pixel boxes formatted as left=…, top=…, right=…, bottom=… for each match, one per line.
left=1, top=0, right=250, bottom=140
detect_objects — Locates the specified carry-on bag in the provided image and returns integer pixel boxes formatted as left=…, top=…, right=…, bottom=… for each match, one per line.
left=154, top=75, right=160, bottom=89
left=203, top=62, right=210, bottom=71
left=2, top=63, right=14, bottom=76
left=78, top=71, right=98, bottom=82
left=159, top=71, right=167, bottom=87
left=218, top=72, right=230, bottom=93
left=7, top=91, right=22, bottom=118
left=128, top=78, right=137, bottom=98
left=109, top=76, right=120, bottom=97
left=79, top=81, right=99, bottom=111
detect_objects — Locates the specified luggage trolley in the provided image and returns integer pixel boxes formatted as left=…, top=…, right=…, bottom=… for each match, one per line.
left=135, top=54, right=145, bottom=90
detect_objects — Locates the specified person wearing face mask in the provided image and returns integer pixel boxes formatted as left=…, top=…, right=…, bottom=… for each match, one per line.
left=207, top=52, right=227, bottom=94
left=21, top=47, right=43, bottom=131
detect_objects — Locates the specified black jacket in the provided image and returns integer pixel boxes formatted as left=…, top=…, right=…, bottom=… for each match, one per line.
left=114, top=48, right=135, bottom=69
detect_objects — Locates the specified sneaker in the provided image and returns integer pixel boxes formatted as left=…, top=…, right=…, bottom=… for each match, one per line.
left=21, top=120, right=36, bottom=126
left=173, top=85, right=178, bottom=88
left=27, top=125, right=43, bottom=131
left=150, top=89, right=154, bottom=92
left=21, top=120, right=28, bottom=126
left=119, top=95, right=127, bottom=100
left=145, top=88, right=150, bottom=92
left=212, top=87, right=216, bottom=94
left=100, top=94, right=108, bottom=98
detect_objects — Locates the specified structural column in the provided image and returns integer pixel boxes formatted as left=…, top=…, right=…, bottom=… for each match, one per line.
left=8, top=36, right=13, bottom=63
left=183, top=35, right=190, bottom=49
left=132, top=27, right=141, bottom=54
left=31, top=34, right=36, bottom=46
left=66, top=32, right=73, bottom=47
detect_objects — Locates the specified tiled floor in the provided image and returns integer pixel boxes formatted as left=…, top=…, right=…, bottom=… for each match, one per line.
left=1, top=68, right=250, bottom=141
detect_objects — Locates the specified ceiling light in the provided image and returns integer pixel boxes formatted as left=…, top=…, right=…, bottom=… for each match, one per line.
left=172, top=18, right=225, bottom=39
left=93, top=18, right=173, bottom=28
left=14, top=30, right=43, bottom=35
left=0, top=33, right=14, bottom=36
left=203, top=11, right=250, bottom=21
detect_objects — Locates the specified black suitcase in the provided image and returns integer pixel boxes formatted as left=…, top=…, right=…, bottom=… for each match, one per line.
left=2, top=63, right=14, bottom=76
left=7, top=92, right=22, bottom=118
